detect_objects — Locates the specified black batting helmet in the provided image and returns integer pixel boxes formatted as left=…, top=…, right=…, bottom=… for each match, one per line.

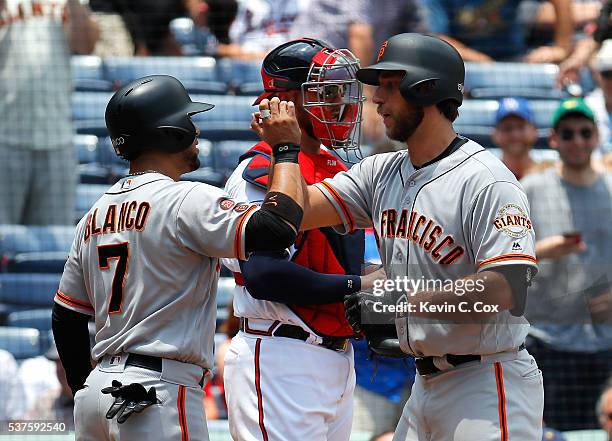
left=105, top=75, right=214, bottom=160
left=357, top=33, right=465, bottom=107
left=253, top=37, right=331, bottom=105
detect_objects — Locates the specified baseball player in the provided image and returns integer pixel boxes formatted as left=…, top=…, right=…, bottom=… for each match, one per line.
left=221, top=38, right=383, bottom=441
left=258, top=33, right=544, bottom=440
left=51, top=75, right=306, bottom=441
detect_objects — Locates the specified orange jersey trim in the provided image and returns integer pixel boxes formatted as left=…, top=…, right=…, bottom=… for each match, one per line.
left=178, top=385, right=189, bottom=441
left=495, top=362, right=508, bottom=441
left=478, top=254, right=537, bottom=269
left=55, top=290, right=94, bottom=312
left=319, top=181, right=355, bottom=233
left=234, top=205, right=258, bottom=260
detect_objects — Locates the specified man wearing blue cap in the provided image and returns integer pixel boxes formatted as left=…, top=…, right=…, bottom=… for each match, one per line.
left=492, top=97, right=552, bottom=180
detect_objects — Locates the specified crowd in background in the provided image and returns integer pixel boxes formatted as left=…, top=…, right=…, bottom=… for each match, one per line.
left=2, top=0, right=612, bottom=439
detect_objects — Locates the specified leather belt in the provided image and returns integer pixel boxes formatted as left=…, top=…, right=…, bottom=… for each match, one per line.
left=126, top=353, right=162, bottom=372
left=239, top=318, right=349, bottom=352
left=125, top=354, right=206, bottom=387
left=415, top=343, right=526, bottom=376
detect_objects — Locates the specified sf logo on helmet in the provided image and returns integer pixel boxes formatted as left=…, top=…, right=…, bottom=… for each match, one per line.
left=112, top=137, right=125, bottom=147
left=377, top=41, right=388, bottom=62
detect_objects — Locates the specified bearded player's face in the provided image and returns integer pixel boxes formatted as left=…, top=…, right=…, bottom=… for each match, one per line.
left=373, top=72, right=424, bottom=142
left=181, top=125, right=201, bottom=173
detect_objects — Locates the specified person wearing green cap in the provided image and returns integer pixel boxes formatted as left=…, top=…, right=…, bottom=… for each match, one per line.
left=521, top=97, right=612, bottom=431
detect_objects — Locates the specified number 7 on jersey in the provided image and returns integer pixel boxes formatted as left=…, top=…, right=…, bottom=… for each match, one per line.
left=97, top=242, right=130, bottom=314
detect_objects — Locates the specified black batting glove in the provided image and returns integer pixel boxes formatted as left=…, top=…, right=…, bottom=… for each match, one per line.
left=101, top=380, right=159, bottom=424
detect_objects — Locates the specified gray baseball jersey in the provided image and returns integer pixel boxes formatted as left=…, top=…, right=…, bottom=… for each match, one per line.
left=55, top=172, right=258, bottom=370
left=315, top=139, right=537, bottom=357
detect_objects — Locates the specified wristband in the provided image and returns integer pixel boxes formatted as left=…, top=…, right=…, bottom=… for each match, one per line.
left=272, top=143, right=300, bottom=164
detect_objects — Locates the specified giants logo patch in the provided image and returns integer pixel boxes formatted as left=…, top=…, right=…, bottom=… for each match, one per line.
left=493, top=204, right=532, bottom=238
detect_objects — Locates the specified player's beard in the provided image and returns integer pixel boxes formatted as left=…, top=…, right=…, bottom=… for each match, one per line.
left=388, top=107, right=424, bottom=142
left=183, top=146, right=200, bottom=172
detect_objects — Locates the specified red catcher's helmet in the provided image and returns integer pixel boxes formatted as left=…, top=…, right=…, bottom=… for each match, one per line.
left=255, top=38, right=364, bottom=159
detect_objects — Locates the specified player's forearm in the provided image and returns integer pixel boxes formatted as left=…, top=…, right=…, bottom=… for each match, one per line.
left=52, top=303, right=93, bottom=396
left=66, top=0, right=99, bottom=54
left=300, top=185, right=343, bottom=231
left=239, top=252, right=361, bottom=304
left=267, top=163, right=304, bottom=211
left=408, top=271, right=514, bottom=322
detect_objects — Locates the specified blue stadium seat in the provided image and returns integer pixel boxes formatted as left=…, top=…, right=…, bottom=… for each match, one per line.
left=79, top=164, right=115, bottom=185
left=216, top=277, right=234, bottom=308
left=0, top=225, right=75, bottom=256
left=457, top=99, right=558, bottom=129
left=104, top=56, right=228, bottom=94
left=464, top=62, right=567, bottom=100
left=191, top=95, right=256, bottom=124
left=0, top=225, right=74, bottom=273
left=7, top=308, right=52, bottom=331
left=74, top=134, right=99, bottom=164
left=0, top=273, right=61, bottom=307
left=216, top=59, right=261, bottom=90
left=76, top=184, right=111, bottom=221
left=213, top=140, right=254, bottom=176
left=72, top=92, right=114, bottom=121
left=72, top=55, right=113, bottom=92
left=7, top=252, right=69, bottom=273
left=181, top=168, right=225, bottom=187
left=0, top=327, right=43, bottom=359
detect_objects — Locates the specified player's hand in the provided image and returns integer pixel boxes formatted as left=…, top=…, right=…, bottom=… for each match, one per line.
left=252, top=97, right=301, bottom=147
left=360, top=266, right=386, bottom=290
left=535, top=234, right=587, bottom=259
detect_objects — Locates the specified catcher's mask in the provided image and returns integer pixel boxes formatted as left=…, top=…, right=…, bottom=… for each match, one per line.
left=301, top=47, right=364, bottom=162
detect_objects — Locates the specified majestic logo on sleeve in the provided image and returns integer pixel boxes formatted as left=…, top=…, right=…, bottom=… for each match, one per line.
left=493, top=204, right=532, bottom=238
left=380, top=209, right=465, bottom=264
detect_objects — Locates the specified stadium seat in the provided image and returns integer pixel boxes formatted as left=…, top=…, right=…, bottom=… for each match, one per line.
left=7, top=308, right=52, bottom=331
left=216, top=58, right=261, bottom=91
left=0, top=225, right=74, bottom=272
left=71, top=55, right=113, bottom=92
left=74, top=134, right=99, bottom=164
left=216, top=277, right=234, bottom=309
left=0, top=273, right=62, bottom=307
left=212, top=140, right=254, bottom=176
left=181, top=168, right=226, bottom=188
left=464, top=62, right=567, bottom=100
left=104, top=56, right=228, bottom=94
left=76, top=184, right=111, bottom=221
left=455, top=99, right=558, bottom=148
left=72, top=91, right=114, bottom=121
left=7, top=252, right=68, bottom=273
left=0, top=327, right=43, bottom=359
left=0, top=225, right=75, bottom=256
left=191, top=95, right=256, bottom=124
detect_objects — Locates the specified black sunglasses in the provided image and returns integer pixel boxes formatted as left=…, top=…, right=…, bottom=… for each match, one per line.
left=560, top=128, right=594, bottom=141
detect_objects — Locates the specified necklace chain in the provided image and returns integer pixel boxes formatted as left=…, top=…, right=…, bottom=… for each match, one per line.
left=126, top=170, right=161, bottom=177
